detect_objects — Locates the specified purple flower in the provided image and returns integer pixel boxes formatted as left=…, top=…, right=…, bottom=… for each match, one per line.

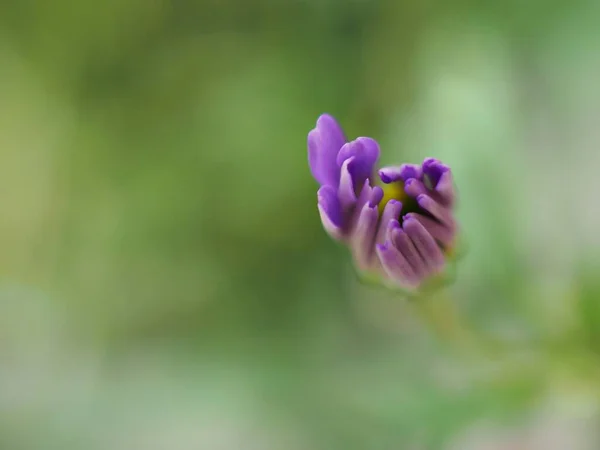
left=308, top=114, right=458, bottom=293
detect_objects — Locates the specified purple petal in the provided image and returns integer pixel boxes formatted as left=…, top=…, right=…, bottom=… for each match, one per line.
left=350, top=203, right=379, bottom=272
left=308, top=114, right=347, bottom=187
left=434, top=170, right=455, bottom=206
left=389, top=221, right=428, bottom=279
left=422, top=158, right=449, bottom=185
left=338, top=157, right=357, bottom=211
left=416, top=194, right=455, bottom=228
left=375, top=241, right=419, bottom=289
left=403, top=213, right=455, bottom=248
left=405, top=176, right=455, bottom=208
left=375, top=199, right=403, bottom=245
left=369, top=185, right=384, bottom=207
left=336, top=137, right=380, bottom=169
left=349, top=179, right=373, bottom=231
left=403, top=217, right=445, bottom=272
left=422, top=158, right=455, bottom=206
left=380, top=164, right=421, bottom=184
left=336, top=137, right=380, bottom=188
left=317, top=185, right=344, bottom=240
left=354, top=180, right=373, bottom=210
left=348, top=182, right=383, bottom=231
left=378, top=163, right=422, bottom=184
left=378, top=166, right=402, bottom=184
left=399, top=164, right=423, bottom=181
left=403, top=178, right=428, bottom=198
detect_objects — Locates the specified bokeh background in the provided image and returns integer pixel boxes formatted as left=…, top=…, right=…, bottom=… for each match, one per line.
left=2, top=0, right=600, bottom=448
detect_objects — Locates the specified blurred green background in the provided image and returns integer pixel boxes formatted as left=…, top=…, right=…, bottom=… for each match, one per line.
left=2, top=0, right=600, bottom=448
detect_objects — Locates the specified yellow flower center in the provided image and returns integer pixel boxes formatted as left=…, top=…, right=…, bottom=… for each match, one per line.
left=377, top=181, right=420, bottom=222
left=377, top=180, right=456, bottom=257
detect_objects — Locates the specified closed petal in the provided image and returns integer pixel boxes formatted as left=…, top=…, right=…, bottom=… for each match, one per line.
left=403, top=178, right=428, bottom=198
left=352, top=179, right=372, bottom=214
left=317, top=185, right=344, bottom=240
left=378, top=166, right=402, bottom=184
left=337, top=137, right=380, bottom=188
left=378, top=164, right=422, bottom=184
left=423, top=158, right=454, bottom=205
left=308, top=114, right=347, bottom=187
left=434, top=170, right=455, bottom=205
left=417, top=194, right=455, bottom=228
left=376, top=199, right=403, bottom=245
left=350, top=203, right=379, bottom=271
left=369, top=185, right=384, bottom=208
left=389, top=220, right=428, bottom=279
left=376, top=241, right=419, bottom=289
left=404, top=177, right=453, bottom=208
left=349, top=180, right=373, bottom=231
left=422, top=158, right=449, bottom=186
left=403, top=217, right=445, bottom=272
left=338, top=157, right=357, bottom=211
left=403, top=212, right=456, bottom=248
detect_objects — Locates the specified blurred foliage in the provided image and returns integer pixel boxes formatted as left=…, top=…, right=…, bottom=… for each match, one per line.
left=1, top=0, right=600, bottom=448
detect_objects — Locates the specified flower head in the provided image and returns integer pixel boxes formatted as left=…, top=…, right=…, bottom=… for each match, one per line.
left=308, top=114, right=459, bottom=293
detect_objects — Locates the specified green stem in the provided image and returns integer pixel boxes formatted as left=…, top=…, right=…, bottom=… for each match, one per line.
left=408, top=290, right=502, bottom=358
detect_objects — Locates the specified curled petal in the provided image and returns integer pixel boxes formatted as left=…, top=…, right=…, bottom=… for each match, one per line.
left=378, top=166, right=402, bottom=184
left=403, top=212, right=456, bottom=248
left=338, top=157, right=357, bottom=211
left=423, top=158, right=455, bottom=205
left=349, top=180, right=375, bottom=231
left=403, top=217, right=445, bottom=272
left=336, top=137, right=380, bottom=173
left=353, top=179, right=374, bottom=214
left=403, top=178, right=428, bottom=198
left=378, top=164, right=422, bottom=184
left=308, top=114, right=347, bottom=187
left=369, top=185, right=384, bottom=208
left=389, top=220, right=428, bottom=279
left=434, top=170, right=455, bottom=206
left=399, top=164, right=423, bottom=182
left=350, top=203, right=380, bottom=271
left=422, top=158, right=449, bottom=185
left=376, top=240, right=419, bottom=289
left=404, top=176, right=455, bottom=208
left=376, top=199, right=403, bottom=245
left=417, top=194, right=455, bottom=228
left=317, top=185, right=344, bottom=240
left=337, top=137, right=380, bottom=190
